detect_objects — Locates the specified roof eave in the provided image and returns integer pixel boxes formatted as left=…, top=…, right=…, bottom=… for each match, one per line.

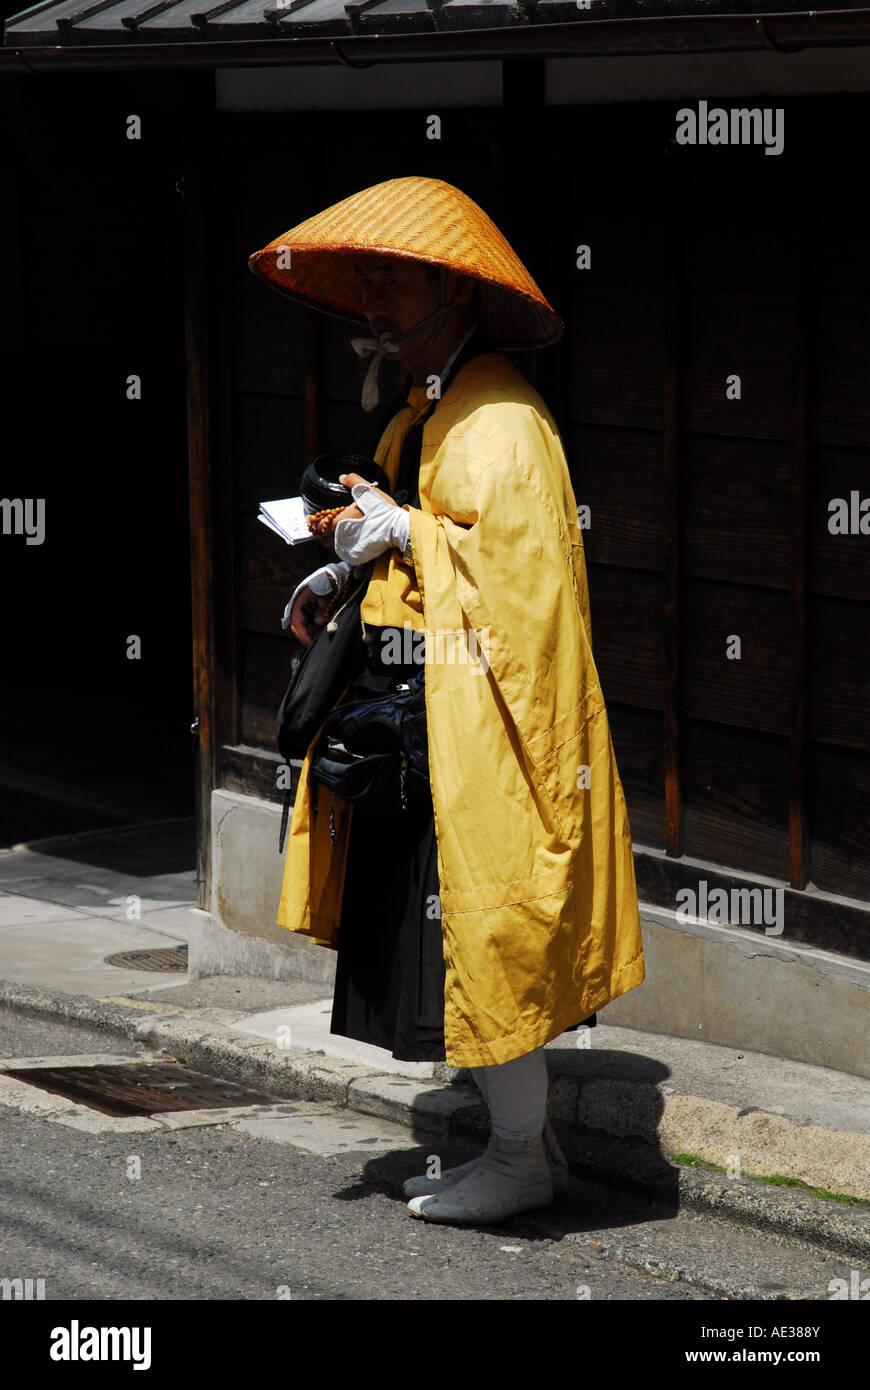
left=3, top=10, right=870, bottom=72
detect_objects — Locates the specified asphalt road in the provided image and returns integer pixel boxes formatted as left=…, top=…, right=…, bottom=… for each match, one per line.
left=1, top=1097, right=711, bottom=1301
left=0, top=1009, right=861, bottom=1306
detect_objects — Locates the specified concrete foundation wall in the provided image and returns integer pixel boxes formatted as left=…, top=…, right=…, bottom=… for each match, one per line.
left=605, top=907, right=870, bottom=1080
left=203, top=789, right=870, bottom=1078
left=194, top=789, right=335, bottom=986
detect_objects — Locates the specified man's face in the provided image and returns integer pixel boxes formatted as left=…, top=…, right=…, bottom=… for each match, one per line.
left=354, top=255, right=441, bottom=352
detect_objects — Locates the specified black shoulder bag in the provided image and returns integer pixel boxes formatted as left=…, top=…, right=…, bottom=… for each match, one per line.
left=275, top=566, right=372, bottom=852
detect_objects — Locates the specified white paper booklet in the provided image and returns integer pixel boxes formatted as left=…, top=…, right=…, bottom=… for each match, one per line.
left=257, top=496, right=313, bottom=546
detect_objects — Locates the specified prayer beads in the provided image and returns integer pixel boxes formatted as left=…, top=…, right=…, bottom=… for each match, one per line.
left=323, top=578, right=351, bottom=621
left=307, top=506, right=344, bottom=537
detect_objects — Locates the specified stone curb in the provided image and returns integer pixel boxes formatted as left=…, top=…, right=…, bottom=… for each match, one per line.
left=1, top=977, right=869, bottom=1262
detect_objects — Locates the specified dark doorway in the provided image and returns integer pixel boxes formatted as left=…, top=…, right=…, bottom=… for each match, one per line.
left=0, top=73, right=195, bottom=847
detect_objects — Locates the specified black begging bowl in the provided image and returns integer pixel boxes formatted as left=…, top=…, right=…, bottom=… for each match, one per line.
left=300, top=452, right=391, bottom=513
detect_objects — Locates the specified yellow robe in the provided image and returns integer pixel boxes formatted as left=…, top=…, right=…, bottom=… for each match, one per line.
left=277, top=351, right=645, bottom=1066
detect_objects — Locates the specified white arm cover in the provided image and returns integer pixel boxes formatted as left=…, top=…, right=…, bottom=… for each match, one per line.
left=333, top=483, right=410, bottom=565
left=281, top=559, right=352, bottom=631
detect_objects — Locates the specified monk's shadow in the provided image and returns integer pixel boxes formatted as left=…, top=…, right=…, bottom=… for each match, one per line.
left=344, top=1048, right=682, bottom=1237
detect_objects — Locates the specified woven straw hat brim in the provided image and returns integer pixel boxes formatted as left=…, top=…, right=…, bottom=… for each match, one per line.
left=248, top=177, right=564, bottom=352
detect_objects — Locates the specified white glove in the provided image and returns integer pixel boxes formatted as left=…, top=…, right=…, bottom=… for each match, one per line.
left=282, top=559, right=351, bottom=631
left=333, top=483, right=410, bottom=565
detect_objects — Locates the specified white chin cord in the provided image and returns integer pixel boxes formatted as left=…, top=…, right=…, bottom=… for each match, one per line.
left=350, top=268, right=456, bottom=412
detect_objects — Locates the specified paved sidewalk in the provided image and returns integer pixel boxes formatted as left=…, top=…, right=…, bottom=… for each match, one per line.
left=1, top=820, right=869, bottom=1260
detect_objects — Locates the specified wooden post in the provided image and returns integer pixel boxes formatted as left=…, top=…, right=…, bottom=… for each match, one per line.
left=789, top=262, right=812, bottom=890
left=183, top=75, right=219, bottom=911
left=304, top=307, right=321, bottom=461
left=663, top=226, right=685, bottom=858
left=497, top=56, right=544, bottom=397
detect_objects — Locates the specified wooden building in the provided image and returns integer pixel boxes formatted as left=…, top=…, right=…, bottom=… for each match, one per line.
left=3, top=0, right=869, bottom=1069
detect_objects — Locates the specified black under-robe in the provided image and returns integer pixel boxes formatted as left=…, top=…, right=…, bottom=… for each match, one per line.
left=328, top=634, right=599, bottom=1062
left=329, top=639, right=447, bottom=1062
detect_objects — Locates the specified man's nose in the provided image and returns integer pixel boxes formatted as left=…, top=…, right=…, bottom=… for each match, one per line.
left=363, top=284, right=387, bottom=317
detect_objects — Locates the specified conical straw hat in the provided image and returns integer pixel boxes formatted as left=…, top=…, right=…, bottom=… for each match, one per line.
left=248, top=176, right=563, bottom=351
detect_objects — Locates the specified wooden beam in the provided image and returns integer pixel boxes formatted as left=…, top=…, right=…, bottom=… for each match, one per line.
left=633, top=848, right=870, bottom=959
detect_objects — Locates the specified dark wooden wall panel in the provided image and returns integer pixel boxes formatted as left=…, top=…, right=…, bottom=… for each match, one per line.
left=320, top=398, right=373, bottom=455
left=570, top=288, right=666, bottom=430
left=812, top=745, right=870, bottom=900
left=811, top=446, right=870, bottom=601
left=234, top=392, right=308, bottom=512
left=569, top=425, right=665, bottom=572
left=685, top=293, right=794, bottom=441
left=815, top=295, right=870, bottom=449
left=240, top=629, right=290, bottom=749
left=811, top=596, right=870, bottom=751
left=607, top=703, right=666, bottom=850
left=567, top=209, right=670, bottom=293
left=815, top=217, right=870, bottom=294
left=234, top=283, right=307, bottom=398
left=239, top=515, right=321, bottom=637
left=683, top=437, right=792, bottom=588
left=683, top=203, right=801, bottom=294
left=586, top=565, right=664, bottom=711
left=683, top=723, right=790, bottom=880
left=683, top=580, right=791, bottom=735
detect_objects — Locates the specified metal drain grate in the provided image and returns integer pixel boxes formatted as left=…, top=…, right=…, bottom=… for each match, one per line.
left=4, top=1062, right=280, bottom=1118
left=104, top=946, right=188, bottom=972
